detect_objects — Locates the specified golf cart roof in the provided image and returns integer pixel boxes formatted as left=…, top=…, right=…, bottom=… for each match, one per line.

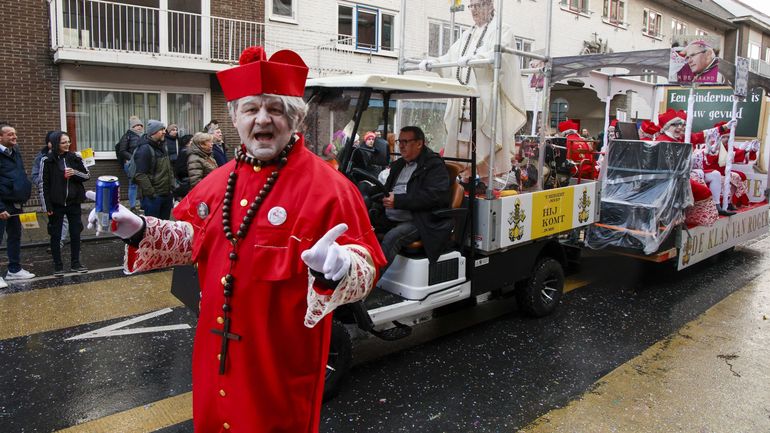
left=306, top=74, right=479, bottom=99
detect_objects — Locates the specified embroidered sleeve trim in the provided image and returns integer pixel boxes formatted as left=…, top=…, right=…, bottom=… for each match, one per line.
left=124, top=217, right=194, bottom=274
left=304, top=244, right=375, bottom=328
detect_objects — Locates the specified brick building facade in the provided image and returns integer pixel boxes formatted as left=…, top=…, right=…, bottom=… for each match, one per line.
left=2, top=0, right=265, bottom=209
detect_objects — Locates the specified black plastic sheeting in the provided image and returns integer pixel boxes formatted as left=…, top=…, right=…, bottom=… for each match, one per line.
left=586, top=139, right=692, bottom=254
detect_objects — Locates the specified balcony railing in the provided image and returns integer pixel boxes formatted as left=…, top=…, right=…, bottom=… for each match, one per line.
left=749, top=58, right=770, bottom=78
left=49, top=0, right=264, bottom=65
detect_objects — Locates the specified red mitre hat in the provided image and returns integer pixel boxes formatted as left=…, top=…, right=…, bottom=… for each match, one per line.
left=713, top=121, right=730, bottom=136
left=658, top=109, right=686, bottom=129
left=609, top=119, right=618, bottom=128
left=558, top=120, right=579, bottom=133
left=216, top=46, right=309, bottom=101
left=640, top=120, right=660, bottom=136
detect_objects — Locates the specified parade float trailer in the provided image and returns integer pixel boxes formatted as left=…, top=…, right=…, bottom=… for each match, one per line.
left=549, top=48, right=770, bottom=270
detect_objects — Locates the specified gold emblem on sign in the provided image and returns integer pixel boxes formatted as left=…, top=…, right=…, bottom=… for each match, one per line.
left=508, top=199, right=526, bottom=242
left=681, top=237, right=692, bottom=266
left=578, top=188, right=591, bottom=223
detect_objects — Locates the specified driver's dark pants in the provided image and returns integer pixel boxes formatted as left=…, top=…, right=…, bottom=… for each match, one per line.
left=378, top=219, right=420, bottom=274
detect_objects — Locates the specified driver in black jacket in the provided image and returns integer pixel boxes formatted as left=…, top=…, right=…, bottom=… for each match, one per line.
left=376, top=126, right=452, bottom=272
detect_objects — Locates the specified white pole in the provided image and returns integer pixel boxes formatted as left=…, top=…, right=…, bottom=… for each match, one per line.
left=721, top=98, right=739, bottom=210
left=535, top=0, right=553, bottom=191
left=398, top=0, right=407, bottom=74
left=485, top=0, right=504, bottom=198
left=684, top=86, right=695, bottom=144
left=602, top=76, right=611, bottom=151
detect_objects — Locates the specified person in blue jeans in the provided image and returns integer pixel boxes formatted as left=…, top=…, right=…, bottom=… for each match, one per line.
left=133, top=120, right=174, bottom=219
left=117, top=116, right=143, bottom=211
left=0, top=123, right=36, bottom=288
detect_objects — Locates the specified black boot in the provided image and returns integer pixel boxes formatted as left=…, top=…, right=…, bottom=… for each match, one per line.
left=717, top=205, right=736, bottom=216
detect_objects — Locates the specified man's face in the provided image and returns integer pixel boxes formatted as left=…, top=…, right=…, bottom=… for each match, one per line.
left=0, top=127, right=17, bottom=147
left=213, top=128, right=223, bottom=141
left=150, top=128, right=166, bottom=142
left=398, top=131, right=423, bottom=162
left=684, top=44, right=712, bottom=74
left=365, top=137, right=375, bottom=147
left=666, top=120, right=685, bottom=139
left=233, top=95, right=293, bottom=161
left=168, top=127, right=178, bottom=138
left=468, top=0, right=493, bottom=26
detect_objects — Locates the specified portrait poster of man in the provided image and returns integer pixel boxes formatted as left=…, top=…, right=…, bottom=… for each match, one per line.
left=669, top=35, right=721, bottom=84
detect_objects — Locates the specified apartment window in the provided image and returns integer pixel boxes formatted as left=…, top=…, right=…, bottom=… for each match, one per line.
left=428, top=21, right=469, bottom=57
left=550, top=98, right=569, bottom=129
left=766, top=47, right=770, bottom=62
left=515, top=37, right=533, bottom=68
left=695, top=28, right=708, bottom=36
left=749, top=42, right=761, bottom=59
left=642, top=9, right=662, bottom=38
left=561, top=0, right=588, bottom=14
left=64, top=88, right=205, bottom=157
left=603, top=0, right=624, bottom=25
left=671, top=19, right=687, bottom=37
left=270, top=0, right=296, bottom=21
left=338, top=5, right=396, bottom=52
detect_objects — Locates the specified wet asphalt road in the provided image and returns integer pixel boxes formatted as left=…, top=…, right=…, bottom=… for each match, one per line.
left=0, top=234, right=767, bottom=432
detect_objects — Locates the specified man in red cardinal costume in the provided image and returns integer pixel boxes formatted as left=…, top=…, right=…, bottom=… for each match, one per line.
left=658, top=109, right=735, bottom=221
left=559, top=119, right=597, bottom=179
left=638, top=120, right=660, bottom=141
left=88, top=46, right=386, bottom=432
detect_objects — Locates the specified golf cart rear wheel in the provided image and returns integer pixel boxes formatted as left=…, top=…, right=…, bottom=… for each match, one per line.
left=516, top=258, right=564, bottom=317
left=323, top=319, right=352, bottom=402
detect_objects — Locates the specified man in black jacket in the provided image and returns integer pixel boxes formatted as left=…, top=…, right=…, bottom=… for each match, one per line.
left=117, top=116, right=143, bottom=211
left=378, top=126, right=452, bottom=271
left=134, top=120, right=174, bottom=219
left=0, top=123, right=35, bottom=287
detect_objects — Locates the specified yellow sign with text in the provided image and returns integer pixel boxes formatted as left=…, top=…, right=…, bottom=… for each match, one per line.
left=18, top=212, right=39, bottom=229
left=531, top=188, right=574, bottom=239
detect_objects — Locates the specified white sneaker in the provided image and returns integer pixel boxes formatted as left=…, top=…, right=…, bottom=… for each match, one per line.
left=6, top=269, right=36, bottom=280
left=0, top=276, right=7, bottom=289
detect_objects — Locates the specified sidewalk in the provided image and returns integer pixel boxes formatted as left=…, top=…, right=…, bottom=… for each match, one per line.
left=519, top=256, right=770, bottom=433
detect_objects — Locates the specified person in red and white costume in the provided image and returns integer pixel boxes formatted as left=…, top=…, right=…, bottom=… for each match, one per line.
left=658, top=109, right=735, bottom=220
left=702, top=121, right=751, bottom=209
left=559, top=119, right=597, bottom=179
left=88, top=46, right=386, bottom=433
left=638, top=120, right=660, bottom=141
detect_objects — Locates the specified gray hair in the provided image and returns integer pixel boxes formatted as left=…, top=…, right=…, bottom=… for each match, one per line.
left=227, top=94, right=307, bottom=132
left=192, top=132, right=213, bottom=146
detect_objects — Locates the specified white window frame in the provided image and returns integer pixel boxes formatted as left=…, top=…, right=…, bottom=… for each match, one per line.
left=642, top=8, right=663, bottom=40
left=765, top=47, right=770, bottom=63
left=695, top=28, right=708, bottom=36
left=268, top=0, right=298, bottom=24
left=671, top=18, right=687, bottom=37
left=602, top=0, right=625, bottom=27
left=427, top=19, right=470, bottom=57
left=337, top=3, right=397, bottom=55
left=561, top=0, right=589, bottom=15
left=60, top=81, right=211, bottom=160
left=515, top=37, right=534, bottom=69
left=749, top=42, right=761, bottom=60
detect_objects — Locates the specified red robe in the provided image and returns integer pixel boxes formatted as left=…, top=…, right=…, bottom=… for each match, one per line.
left=129, top=136, right=386, bottom=432
left=565, top=133, right=596, bottom=179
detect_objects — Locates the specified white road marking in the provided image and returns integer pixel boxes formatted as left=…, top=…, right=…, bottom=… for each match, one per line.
left=65, top=307, right=191, bottom=341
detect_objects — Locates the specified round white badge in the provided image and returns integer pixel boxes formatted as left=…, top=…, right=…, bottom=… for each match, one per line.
left=267, top=206, right=287, bottom=226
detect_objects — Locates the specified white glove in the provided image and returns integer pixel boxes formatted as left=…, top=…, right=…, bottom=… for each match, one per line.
left=85, top=190, right=144, bottom=239
left=725, top=118, right=738, bottom=130
left=301, top=223, right=351, bottom=281
left=457, top=54, right=475, bottom=68
left=418, top=59, right=435, bottom=72
left=747, top=140, right=760, bottom=153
